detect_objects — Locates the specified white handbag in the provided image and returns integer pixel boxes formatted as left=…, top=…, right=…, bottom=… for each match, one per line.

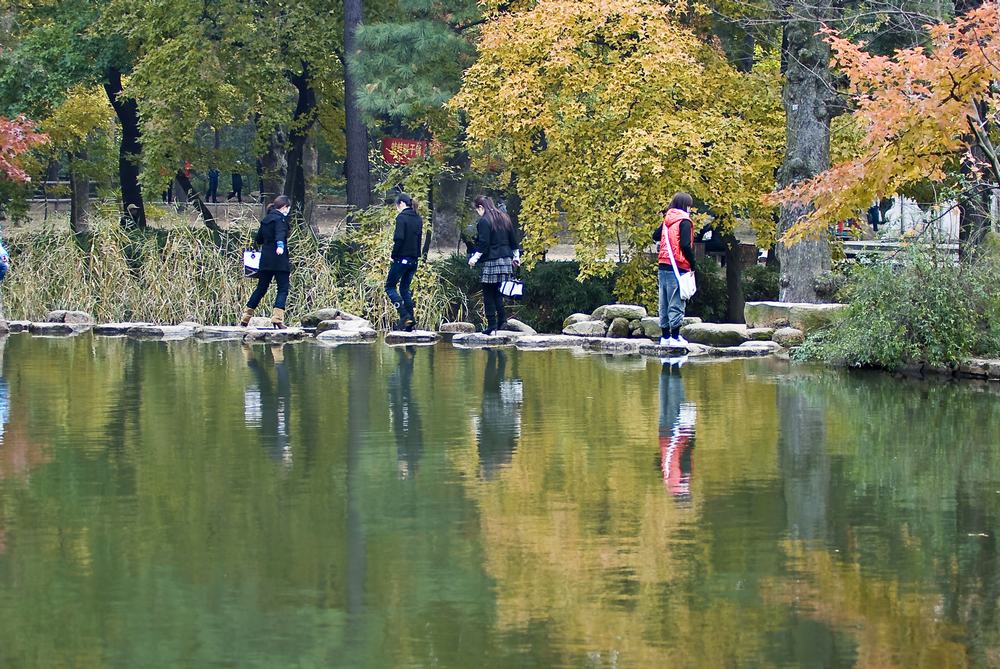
left=499, top=277, right=524, bottom=299
left=243, top=249, right=261, bottom=278
left=663, top=227, right=697, bottom=300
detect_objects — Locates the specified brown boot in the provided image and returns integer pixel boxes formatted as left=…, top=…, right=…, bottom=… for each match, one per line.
left=239, top=307, right=254, bottom=327
left=271, top=307, right=286, bottom=329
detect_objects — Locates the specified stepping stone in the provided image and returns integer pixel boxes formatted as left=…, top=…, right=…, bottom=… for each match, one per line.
left=8, top=321, right=31, bottom=333
left=639, top=343, right=698, bottom=357
left=29, top=322, right=92, bottom=336
left=126, top=324, right=200, bottom=340
left=384, top=330, right=440, bottom=345
left=452, top=332, right=513, bottom=347
left=515, top=335, right=586, bottom=350
left=242, top=327, right=308, bottom=343
left=711, top=341, right=783, bottom=357
left=315, top=328, right=377, bottom=345
left=582, top=337, right=646, bottom=354
left=94, top=322, right=152, bottom=336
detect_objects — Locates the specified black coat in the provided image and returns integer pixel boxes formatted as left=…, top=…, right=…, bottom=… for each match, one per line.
left=255, top=210, right=291, bottom=272
left=475, top=217, right=520, bottom=261
left=391, top=208, right=423, bottom=259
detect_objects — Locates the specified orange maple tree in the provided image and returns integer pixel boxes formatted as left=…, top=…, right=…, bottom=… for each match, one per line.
left=0, top=116, right=47, bottom=183
left=771, top=4, right=1000, bottom=243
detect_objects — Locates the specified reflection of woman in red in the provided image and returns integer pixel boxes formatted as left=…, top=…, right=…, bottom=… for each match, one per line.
left=659, top=362, right=696, bottom=501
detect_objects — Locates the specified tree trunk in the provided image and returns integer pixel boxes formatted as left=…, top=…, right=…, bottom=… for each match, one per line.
left=776, top=3, right=836, bottom=303
left=258, top=128, right=288, bottom=212
left=344, top=0, right=371, bottom=208
left=431, top=153, right=470, bottom=253
left=69, top=151, right=91, bottom=236
left=283, top=64, right=317, bottom=228
left=723, top=233, right=745, bottom=323
left=175, top=169, right=221, bottom=234
left=302, top=125, right=321, bottom=240
left=103, top=67, right=146, bottom=229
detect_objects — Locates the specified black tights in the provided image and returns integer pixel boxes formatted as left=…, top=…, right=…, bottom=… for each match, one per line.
left=481, top=282, right=506, bottom=331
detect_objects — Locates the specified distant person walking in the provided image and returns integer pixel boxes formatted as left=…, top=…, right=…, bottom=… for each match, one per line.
left=241, top=195, right=292, bottom=329
left=230, top=170, right=244, bottom=203
left=468, top=195, right=520, bottom=335
left=206, top=168, right=220, bottom=203
left=385, top=193, right=423, bottom=332
left=652, top=192, right=696, bottom=347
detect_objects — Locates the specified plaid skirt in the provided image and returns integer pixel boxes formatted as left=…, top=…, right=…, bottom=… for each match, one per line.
left=479, top=256, right=514, bottom=284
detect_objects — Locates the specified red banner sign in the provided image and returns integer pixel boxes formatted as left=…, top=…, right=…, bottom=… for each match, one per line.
left=382, top=138, right=429, bottom=165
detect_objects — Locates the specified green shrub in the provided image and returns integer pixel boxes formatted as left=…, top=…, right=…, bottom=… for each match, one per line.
left=796, top=245, right=1000, bottom=369
left=685, top=257, right=727, bottom=323
left=432, top=255, right=617, bottom=333
left=742, top=264, right=779, bottom=302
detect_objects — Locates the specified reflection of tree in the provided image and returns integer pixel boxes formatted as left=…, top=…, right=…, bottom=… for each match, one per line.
left=245, top=345, right=292, bottom=465
left=475, top=350, right=521, bottom=480
left=777, top=378, right=830, bottom=541
left=388, top=347, right=423, bottom=479
left=658, top=362, right=695, bottom=501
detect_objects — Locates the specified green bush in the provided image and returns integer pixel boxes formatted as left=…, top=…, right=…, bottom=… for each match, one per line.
left=432, top=255, right=617, bottom=333
left=796, top=245, right=1000, bottom=369
left=685, top=257, right=727, bottom=323
left=742, top=264, right=779, bottom=302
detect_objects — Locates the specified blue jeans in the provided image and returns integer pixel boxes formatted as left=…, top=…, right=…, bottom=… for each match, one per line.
left=386, top=258, right=418, bottom=321
left=658, top=268, right=687, bottom=332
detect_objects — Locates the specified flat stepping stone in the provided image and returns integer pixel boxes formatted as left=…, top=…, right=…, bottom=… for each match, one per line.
left=315, top=328, right=377, bottom=345
left=639, top=342, right=709, bottom=357
left=29, top=322, right=92, bottom=336
left=709, top=341, right=784, bottom=357
left=384, top=330, right=440, bottom=345
left=243, top=327, right=308, bottom=343
left=8, top=321, right=31, bottom=333
left=960, top=358, right=1000, bottom=380
left=581, top=337, right=648, bottom=354
left=515, top=335, right=586, bottom=350
left=126, top=324, right=200, bottom=340
left=452, top=332, right=514, bottom=347
left=94, top=322, right=153, bottom=336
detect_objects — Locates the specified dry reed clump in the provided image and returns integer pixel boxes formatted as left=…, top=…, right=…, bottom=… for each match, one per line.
left=1, top=217, right=341, bottom=324
left=1, top=213, right=470, bottom=328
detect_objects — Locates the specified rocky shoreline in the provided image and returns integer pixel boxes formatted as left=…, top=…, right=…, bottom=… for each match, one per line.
left=5, top=304, right=999, bottom=382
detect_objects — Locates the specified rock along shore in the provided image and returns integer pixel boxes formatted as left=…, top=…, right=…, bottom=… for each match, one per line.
left=4, top=304, right=997, bottom=381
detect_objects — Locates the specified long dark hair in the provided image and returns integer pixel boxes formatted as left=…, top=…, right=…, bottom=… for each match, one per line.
left=396, top=192, right=420, bottom=213
left=667, top=192, right=693, bottom=212
left=474, top=195, right=512, bottom=231
left=267, top=194, right=291, bottom=212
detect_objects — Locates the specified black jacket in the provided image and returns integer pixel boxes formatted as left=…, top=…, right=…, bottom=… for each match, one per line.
left=255, top=210, right=291, bottom=272
left=475, top=218, right=520, bottom=261
left=391, top=208, right=423, bottom=260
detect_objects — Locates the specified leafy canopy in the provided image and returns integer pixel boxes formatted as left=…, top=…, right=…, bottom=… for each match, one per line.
left=771, top=4, right=1000, bottom=242
left=453, top=0, right=784, bottom=276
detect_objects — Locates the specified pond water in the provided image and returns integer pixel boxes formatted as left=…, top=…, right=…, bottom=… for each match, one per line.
left=0, top=335, right=998, bottom=668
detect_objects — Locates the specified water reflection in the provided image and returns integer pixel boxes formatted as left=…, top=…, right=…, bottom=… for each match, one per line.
left=659, top=361, right=695, bottom=501
left=244, top=344, right=292, bottom=465
left=474, top=350, right=522, bottom=479
left=388, top=346, right=423, bottom=479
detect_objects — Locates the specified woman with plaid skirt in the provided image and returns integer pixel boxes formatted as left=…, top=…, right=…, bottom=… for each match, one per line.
left=468, top=195, right=520, bottom=335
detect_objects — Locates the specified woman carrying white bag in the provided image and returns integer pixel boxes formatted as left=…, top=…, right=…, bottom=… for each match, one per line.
left=652, top=192, right=697, bottom=348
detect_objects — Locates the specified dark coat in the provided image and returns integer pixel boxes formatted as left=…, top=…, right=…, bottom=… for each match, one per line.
left=391, top=208, right=423, bottom=260
left=475, top=217, right=520, bottom=261
left=255, top=210, right=291, bottom=272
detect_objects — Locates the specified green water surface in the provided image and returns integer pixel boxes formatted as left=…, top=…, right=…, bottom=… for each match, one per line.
left=0, top=335, right=998, bottom=668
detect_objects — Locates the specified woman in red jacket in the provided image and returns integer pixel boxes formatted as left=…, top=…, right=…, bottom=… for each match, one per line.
left=652, top=192, right=697, bottom=347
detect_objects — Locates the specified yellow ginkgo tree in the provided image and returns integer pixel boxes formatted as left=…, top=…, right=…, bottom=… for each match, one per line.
left=453, top=0, right=784, bottom=303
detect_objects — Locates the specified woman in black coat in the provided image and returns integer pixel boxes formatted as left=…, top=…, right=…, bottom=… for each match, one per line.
left=468, top=195, right=520, bottom=334
left=241, top=195, right=292, bottom=328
